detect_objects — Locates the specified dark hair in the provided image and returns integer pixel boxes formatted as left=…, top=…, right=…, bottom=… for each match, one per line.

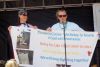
left=18, top=9, right=27, bottom=16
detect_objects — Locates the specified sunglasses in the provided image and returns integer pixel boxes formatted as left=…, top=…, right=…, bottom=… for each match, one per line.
left=20, top=13, right=27, bottom=16
left=58, top=15, right=67, bottom=17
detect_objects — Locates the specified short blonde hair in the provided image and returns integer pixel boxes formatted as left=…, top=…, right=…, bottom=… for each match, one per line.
left=5, top=59, right=18, bottom=67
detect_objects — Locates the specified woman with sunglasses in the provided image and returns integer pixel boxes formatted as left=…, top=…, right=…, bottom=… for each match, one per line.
left=8, top=9, right=38, bottom=31
left=47, top=9, right=84, bottom=31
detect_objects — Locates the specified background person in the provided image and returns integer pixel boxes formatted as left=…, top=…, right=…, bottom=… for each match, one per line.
left=5, top=59, right=18, bottom=67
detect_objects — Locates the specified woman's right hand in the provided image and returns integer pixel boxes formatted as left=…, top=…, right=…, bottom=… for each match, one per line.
left=8, top=26, right=12, bottom=32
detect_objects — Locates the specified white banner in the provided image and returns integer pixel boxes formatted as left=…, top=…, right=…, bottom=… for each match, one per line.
left=10, top=26, right=98, bottom=67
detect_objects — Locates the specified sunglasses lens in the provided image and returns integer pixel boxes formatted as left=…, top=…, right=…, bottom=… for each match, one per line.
left=58, top=15, right=62, bottom=17
left=63, top=15, right=66, bottom=17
